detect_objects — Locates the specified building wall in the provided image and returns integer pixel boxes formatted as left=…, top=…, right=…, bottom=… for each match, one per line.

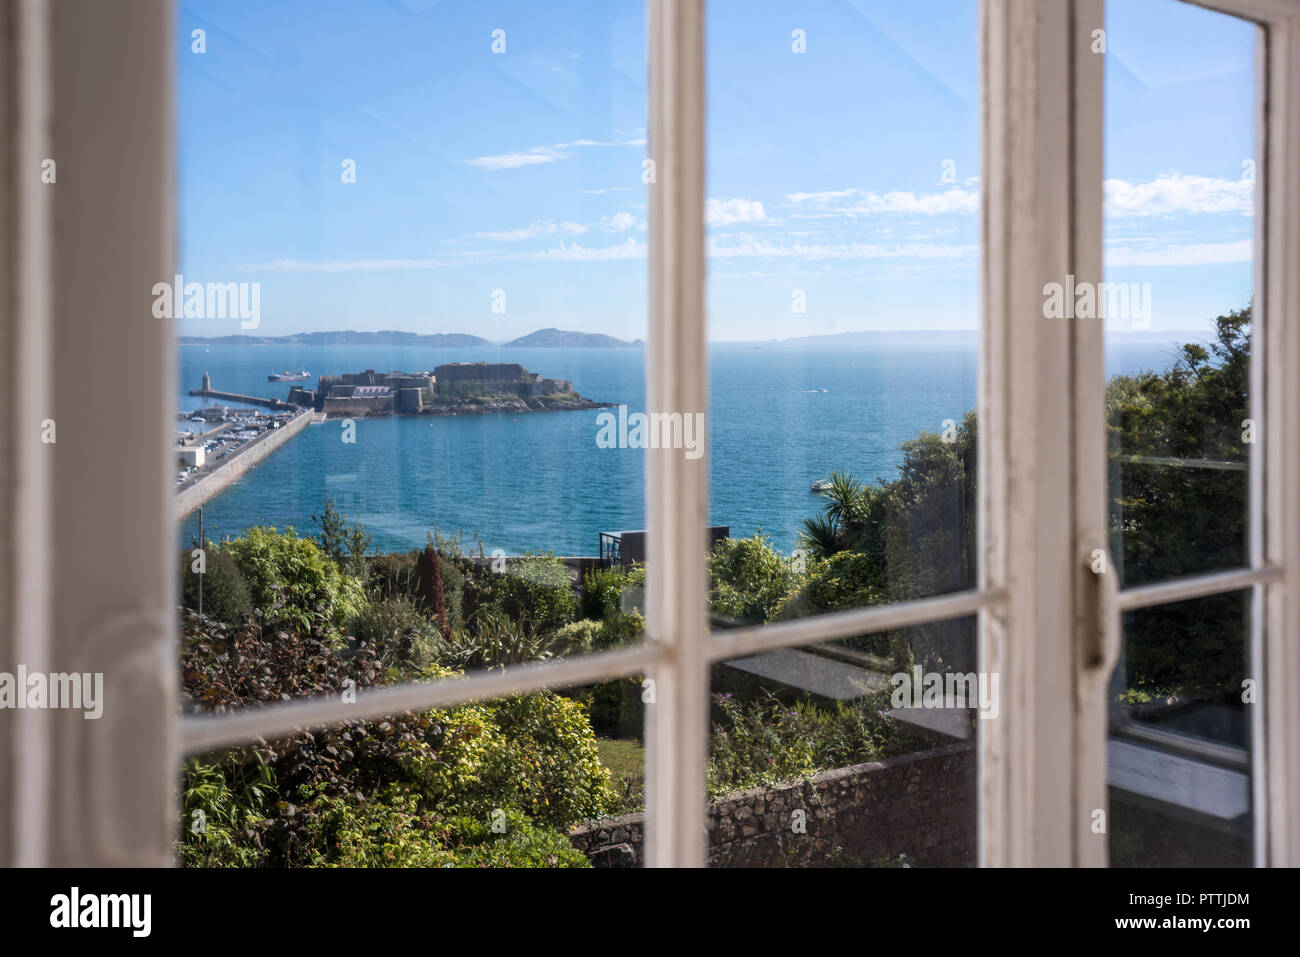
left=568, top=742, right=975, bottom=867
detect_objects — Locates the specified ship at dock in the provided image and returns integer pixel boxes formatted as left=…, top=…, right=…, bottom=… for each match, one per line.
left=268, top=368, right=310, bottom=382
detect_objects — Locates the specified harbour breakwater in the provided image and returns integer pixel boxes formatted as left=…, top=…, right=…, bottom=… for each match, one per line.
left=176, top=408, right=321, bottom=520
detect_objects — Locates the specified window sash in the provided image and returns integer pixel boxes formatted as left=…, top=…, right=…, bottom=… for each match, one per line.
left=7, top=0, right=1299, bottom=868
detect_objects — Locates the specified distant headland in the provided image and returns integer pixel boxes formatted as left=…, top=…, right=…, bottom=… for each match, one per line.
left=178, top=327, right=643, bottom=349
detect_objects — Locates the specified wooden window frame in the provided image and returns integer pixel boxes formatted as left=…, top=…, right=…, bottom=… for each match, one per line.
left=3, top=0, right=1298, bottom=867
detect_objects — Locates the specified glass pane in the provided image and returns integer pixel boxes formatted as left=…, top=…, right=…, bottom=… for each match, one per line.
left=709, top=620, right=978, bottom=867
left=1104, top=0, right=1256, bottom=588
left=1109, top=592, right=1252, bottom=867
left=174, top=0, right=647, bottom=867
left=704, top=0, right=980, bottom=629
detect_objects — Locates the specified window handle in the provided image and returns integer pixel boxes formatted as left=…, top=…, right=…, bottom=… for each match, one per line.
left=1084, top=546, right=1120, bottom=675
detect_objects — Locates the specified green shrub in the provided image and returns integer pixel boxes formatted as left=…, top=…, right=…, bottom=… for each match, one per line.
left=349, top=597, right=443, bottom=671
left=367, top=550, right=421, bottom=601
left=707, top=689, right=917, bottom=797
left=179, top=545, right=251, bottom=626
left=439, top=609, right=562, bottom=671
left=486, top=552, right=577, bottom=633
left=481, top=692, right=610, bottom=828
left=580, top=565, right=626, bottom=620
left=222, top=526, right=366, bottom=633
left=709, top=533, right=804, bottom=625
left=555, top=619, right=604, bottom=656
left=179, top=752, right=274, bottom=867
left=441, top=809, right=590, bottom=868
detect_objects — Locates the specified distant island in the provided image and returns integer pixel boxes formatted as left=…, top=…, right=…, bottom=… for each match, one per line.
left=179, top=328, right=642, bottom=348
left=282, top=362, right=611, bottom=418
left=503, top=328, right=642, bottom=349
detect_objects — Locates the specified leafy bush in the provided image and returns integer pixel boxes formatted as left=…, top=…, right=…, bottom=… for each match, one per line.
left=178, top=611, right=607, bottom=866
left=483, top=552, right=577, bottom=633
left=179, top=545, right=251, bottom=627
left=554, top=619, right=604, bottom=656
left=367, top=550, right=420, bottom=600
left=348, top=597, right=443, bottom=671
left=709, top=533, right=804, bottom=626
left=440, top=809, right=591, bottom=868
left=311, top=499, right=372, bottom=578
left=480, top=692, right=611, bottom=828
left=222, top=526, right=366, bottom=634
left=179, top=752, right=274, bottom=867
left=439, top=608, right=562, bottom=671
left=707, top=689, right=918, bottom=797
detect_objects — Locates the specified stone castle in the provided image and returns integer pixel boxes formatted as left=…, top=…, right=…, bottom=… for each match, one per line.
left=288, top=362, right=574, bottom=417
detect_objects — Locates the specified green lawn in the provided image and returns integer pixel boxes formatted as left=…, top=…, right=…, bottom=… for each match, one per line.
left=597, top=738, right=644, bottom=815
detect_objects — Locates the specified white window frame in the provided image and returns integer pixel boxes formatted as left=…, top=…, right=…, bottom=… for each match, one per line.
left=3, top=0, right=1299, bottom=868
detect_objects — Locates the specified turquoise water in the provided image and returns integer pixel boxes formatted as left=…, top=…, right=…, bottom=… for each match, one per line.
left=178, top=339, right=1189, bottom=556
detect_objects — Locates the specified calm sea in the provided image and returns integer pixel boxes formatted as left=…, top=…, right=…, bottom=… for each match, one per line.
left=178, top=338, right=1194, bottom=557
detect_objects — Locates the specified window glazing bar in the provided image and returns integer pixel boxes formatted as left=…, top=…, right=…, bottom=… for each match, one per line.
left=181, top=643, right=660, bottom=756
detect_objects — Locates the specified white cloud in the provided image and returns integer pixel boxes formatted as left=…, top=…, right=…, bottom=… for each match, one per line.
left=239, top=257, right=447, bottom=272
left=470, top=212, right=635, bottom=242
left=472, top=221, right=588, bottom=242
left=465, top=150, right=560, bottom=170
left=1105, top=173, right=1254, bottom=218
left=581, top=186, right=632, bottom=194
left=706, top=236, right=977, bottom=261
left=601, top=211, right=636, bottom=232
left=706, top=198, right=768, bottom=227
left=1104, top=239, right=1252, bottom=267
left=466, top=135, right=646, bottom=171
left=522, top=238, right=646, bottom=261
left=786, top=187, right=979, bottom=218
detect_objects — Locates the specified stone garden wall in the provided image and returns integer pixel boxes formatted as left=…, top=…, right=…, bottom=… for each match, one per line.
left=569, top=741, right=974, bottom=867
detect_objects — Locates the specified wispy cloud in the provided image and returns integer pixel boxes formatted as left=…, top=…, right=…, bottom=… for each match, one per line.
left=240, top=257, right=448, bottom=272
left=786, top=187, right=980, bottom=218
left=1105, top=173, right=1254, bottom=218
left=470, top=211, right=635, bottom=242
left=706, top=198, right=768, bottom=227
left=465, top=150, right=561, bottom=171
left=707, top=236, right=978, bottom=261
left=521, top=238, right=645, bottom=261
left=1105, top=239, right=1252, bottom=266
left=473, top=220, right=587, bottom=242
left=466, top=135, right=646, bottom=171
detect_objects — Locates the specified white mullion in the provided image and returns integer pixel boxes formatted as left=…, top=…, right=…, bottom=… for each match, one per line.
left=643, top=0, right=710, bottom=870
left=4, top=0, right=55, bottom=868
left=1258, top=6, right=1300, bottom=869
left=981, top=0, right=1101, bottom=868
left=1070, top=0, right=1111, bottom=871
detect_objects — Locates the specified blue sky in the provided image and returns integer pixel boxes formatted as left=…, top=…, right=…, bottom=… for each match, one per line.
left=177, top=0, right=1256, bottom=341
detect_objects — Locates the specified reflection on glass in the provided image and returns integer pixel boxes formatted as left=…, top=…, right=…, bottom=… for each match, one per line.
left=174, top=0, right=649, bottom=868
left=705, top=0, right=981, bottom=625
left=708, top=621, right=978, bottom=867
left=1108, top=592, right=1251, bottom=867
left=1104, top=0, right=1256, bottom=587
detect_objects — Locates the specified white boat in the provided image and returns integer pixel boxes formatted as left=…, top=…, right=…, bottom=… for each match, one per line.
left=811, top=438, right=832, bottom=492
